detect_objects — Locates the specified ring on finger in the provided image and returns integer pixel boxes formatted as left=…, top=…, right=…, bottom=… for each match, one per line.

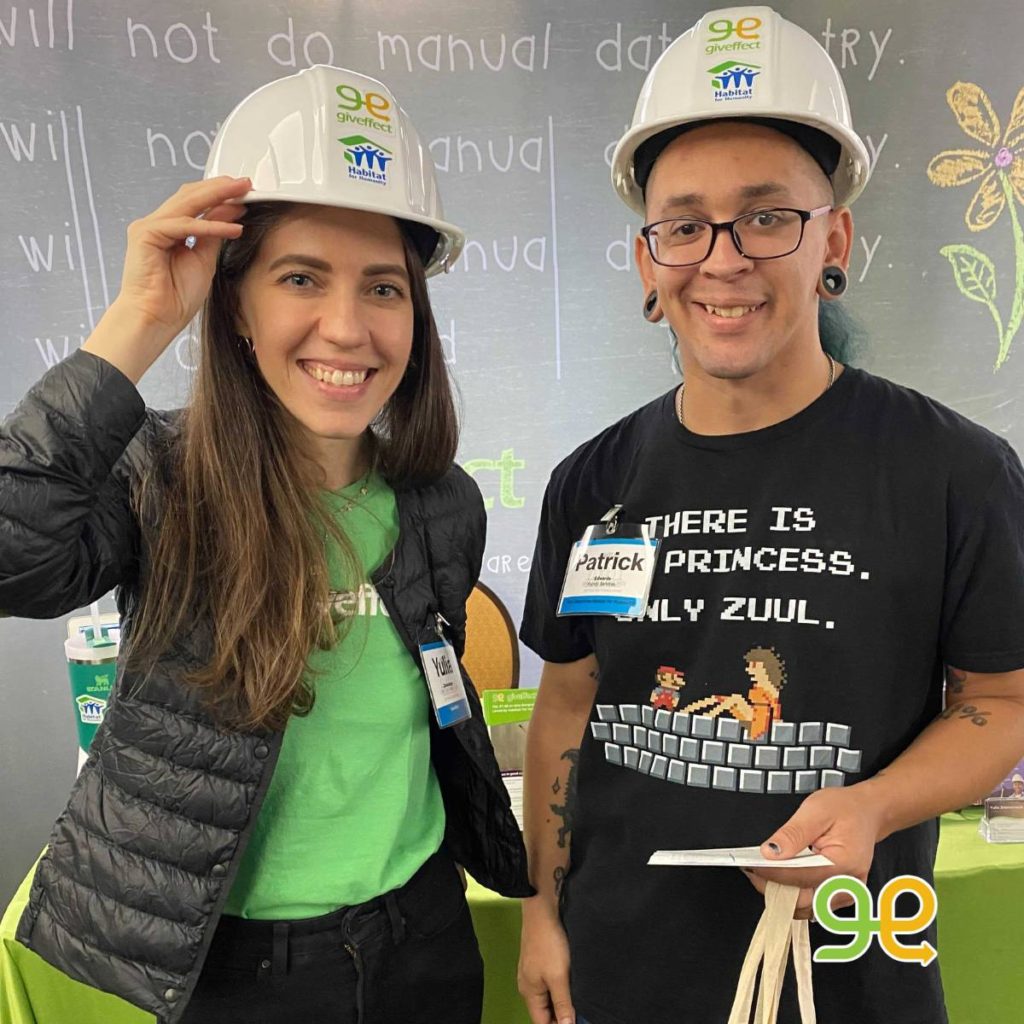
left=184, top=211, right=204, bottom=250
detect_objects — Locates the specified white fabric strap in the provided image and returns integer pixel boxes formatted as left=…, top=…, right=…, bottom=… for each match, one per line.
left=727, top=881, right=816, bottom=1024
left=792, top=918, right=816, bottom=1023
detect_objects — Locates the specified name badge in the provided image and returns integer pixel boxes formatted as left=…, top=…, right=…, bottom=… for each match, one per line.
left=419, top=614, right=472, bottom=728
left=557, top=506, right=659, bottom=619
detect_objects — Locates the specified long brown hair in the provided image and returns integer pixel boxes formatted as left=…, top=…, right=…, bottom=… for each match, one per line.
left=125, top=203, right=458, bottom=731
left=744, top=646, right=787, bottom=694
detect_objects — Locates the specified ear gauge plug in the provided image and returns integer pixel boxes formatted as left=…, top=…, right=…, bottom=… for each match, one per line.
left=820, top=265, right=848, bottom=298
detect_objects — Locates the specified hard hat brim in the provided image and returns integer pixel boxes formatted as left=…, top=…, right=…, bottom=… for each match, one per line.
left=237, top=189, right=464, bottom=277
left=612, top=110, right=870, bottom=217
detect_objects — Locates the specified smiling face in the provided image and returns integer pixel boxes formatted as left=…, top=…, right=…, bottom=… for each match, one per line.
left=636, top=121, right=853, bottom=384
left=236, top=204, right=414, bottom=476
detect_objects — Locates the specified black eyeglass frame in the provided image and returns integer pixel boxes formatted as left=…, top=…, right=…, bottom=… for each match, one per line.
left=640, top=205, right=833, bottom=268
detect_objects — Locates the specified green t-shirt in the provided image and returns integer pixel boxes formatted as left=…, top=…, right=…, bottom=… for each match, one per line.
left=224, top=472, right=445, bottom=919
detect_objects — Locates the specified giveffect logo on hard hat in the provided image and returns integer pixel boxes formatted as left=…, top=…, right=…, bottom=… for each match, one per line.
left=704, top=14, right=763, bottom=55
left=339, top=135, right=394, bottom=185
left=708, top=60, right=762, bottom=102
left=336, top=82, right=394, bottom=135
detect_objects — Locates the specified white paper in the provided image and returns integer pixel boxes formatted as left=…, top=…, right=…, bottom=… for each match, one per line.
left=648, top=846, right=833, bottom=868
left=501, top=771, right=524, bottom=830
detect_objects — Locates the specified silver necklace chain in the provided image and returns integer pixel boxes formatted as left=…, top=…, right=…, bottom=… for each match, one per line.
left=333, top=457, right=376, bottom=513
left=675, top=352, right=836, bottom=428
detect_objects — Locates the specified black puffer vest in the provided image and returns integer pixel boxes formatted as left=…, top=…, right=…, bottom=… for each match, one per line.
left=0, top=350, right=531, bottom=1024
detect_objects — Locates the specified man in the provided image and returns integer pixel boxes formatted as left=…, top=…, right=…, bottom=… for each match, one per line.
left=517, top=7, right=1024, bottom=1024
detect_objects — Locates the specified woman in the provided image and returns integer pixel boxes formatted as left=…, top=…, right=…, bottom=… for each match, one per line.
left=0, top=66, right=529, bottom=1024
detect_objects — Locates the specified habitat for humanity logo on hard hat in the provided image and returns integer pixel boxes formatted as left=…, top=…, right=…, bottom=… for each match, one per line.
left=339, top=135, right=393, bottom=185
left=708, top=60, right=762, bottom=101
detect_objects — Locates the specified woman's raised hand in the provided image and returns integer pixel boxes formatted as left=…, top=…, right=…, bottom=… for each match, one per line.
left=83, top=176, right=250, bottom=383
left=118, top=176, right=249, bottom=336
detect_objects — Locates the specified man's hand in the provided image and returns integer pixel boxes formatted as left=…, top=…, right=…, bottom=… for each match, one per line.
left=518, top=899, right=575, bottom=1024
left=741, top=781, right=886, bottom=919
left=743, top=666, right=1024, bottom=920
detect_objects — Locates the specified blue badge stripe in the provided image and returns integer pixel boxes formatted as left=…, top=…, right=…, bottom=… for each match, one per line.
left=435, top=698, right=470, bottom=728
left=558, top=595, right=643, bottom=616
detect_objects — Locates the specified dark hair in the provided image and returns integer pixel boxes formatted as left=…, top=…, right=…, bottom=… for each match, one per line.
left=373, top=223, right=459, bottom=486
left=126, top=202, right=457, bottom=731
left=635, top=118, right=841, bottom=197
left=818, top=300, right=867, bottom=367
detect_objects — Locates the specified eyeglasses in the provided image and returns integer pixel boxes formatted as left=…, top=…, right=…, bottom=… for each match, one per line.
left=640, top=206, right=832, bottom=268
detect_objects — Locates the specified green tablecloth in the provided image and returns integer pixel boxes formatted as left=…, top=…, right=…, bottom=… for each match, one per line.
left=467, top=875, right=532, bottom=1024
left=933, top=809, right=1024, bottom=1024
left=468, top=811, right=1024, bottom=1024
left=4, top=814, right=1021, bottom=1023
left=0, top=856, right=153, bottom=1024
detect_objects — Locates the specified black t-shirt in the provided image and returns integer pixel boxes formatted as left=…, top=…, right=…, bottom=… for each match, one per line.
left=520, top=367, right=1024, bottom=1024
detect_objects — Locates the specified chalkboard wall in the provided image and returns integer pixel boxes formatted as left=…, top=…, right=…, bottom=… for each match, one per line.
left=2, top=0, right=1023, bottom=901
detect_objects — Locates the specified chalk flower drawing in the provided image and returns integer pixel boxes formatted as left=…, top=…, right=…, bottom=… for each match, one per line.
left=927, top=82, right=1024, bottom=369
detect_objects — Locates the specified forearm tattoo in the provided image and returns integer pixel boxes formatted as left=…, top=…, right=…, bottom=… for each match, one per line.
left=939, top=701, right=991, bottom=726
left=554, top=865, right=567, bottom=897
left=550, top=747, right=580, bottom=890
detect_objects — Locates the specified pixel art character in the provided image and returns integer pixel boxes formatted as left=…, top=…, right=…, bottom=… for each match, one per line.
left=682, top=646, right=786, bottom=741
left=650, top=665, right=686, bottom=710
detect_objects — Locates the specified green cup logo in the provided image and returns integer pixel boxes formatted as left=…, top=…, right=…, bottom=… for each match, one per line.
left=76, top=693, right=107, bottom=725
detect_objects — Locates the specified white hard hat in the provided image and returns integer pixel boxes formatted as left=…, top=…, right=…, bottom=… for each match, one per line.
left=206, top=65, right=463, bottom=276
left=1013, top=774, right=1024, bottom=784
left=611, top=6, right=871, bottom=215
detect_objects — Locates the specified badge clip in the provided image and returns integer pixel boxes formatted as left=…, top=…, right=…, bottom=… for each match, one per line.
left=601, top=505, right=624, bottom=536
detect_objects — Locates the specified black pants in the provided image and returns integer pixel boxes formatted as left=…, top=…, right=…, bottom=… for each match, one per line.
left=179, top=847, right=483, bottom=1024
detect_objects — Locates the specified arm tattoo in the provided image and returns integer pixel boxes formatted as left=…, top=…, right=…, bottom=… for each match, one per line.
left=939, top=701, right=992, bottom=726
left=554, top=865, right=567, bottom=897
left=945, top=666, right=967, bottom=696
left=550, top=748, right=580, bottom=849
